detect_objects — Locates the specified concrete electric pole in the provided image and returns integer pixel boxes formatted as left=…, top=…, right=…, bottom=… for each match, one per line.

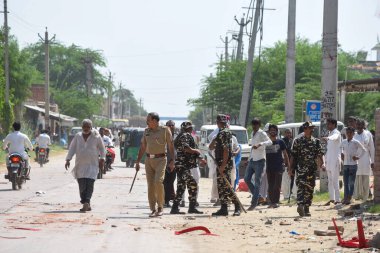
left=234, top=16, right=250, bottom=61
left=238, top=0, right=262, bottom=127
left=285, top=0, right=296, bottom=123
left=108, top=72, right=113, bottom=119
left=84, top=53, right=93, bottom=97
left=220, top=36, right=232, bottom=62
left=3, top=0, right=10, bottom=105
left=319, top=0, right=338, bottom=192
left=38, top=28, right=55, bottom=130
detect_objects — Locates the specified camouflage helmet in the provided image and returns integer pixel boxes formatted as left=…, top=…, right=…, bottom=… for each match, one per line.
left=180, top=121, right=193, bottom=130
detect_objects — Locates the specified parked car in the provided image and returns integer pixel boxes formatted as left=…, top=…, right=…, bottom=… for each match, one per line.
left=198, top=125, right=250, bottom=178
left=277, top=121, right=344, bottom=139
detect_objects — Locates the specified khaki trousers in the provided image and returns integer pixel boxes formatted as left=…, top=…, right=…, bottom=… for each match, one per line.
left=145, top=157, right=167, bottom=211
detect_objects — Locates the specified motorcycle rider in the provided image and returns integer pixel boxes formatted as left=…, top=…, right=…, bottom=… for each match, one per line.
left=35, top=129, right=51, bottom=161
left=99, top=128, right=112, bottom=147
left=2, top=122, right=33, bottom=180
left=99, top=127, right=115, bottom=170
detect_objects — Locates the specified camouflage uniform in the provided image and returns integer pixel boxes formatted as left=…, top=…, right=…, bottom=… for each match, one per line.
left=291, top=136, right=323, bottom=207
left=214, top=127, right=238, bottom=205
left=172, top=131, right=198, bottom=205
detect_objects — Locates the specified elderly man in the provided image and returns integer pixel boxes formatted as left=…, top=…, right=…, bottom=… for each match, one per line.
left=135, top=112, right=175, bottom=217
left=65, top=119, right=106, bottom=212
left=353, top=118, right=375, bottom=202
left=164, top=120, right=177, bottom=207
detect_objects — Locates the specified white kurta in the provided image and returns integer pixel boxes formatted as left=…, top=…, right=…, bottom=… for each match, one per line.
left=66, top=130, right=106, bottom=180
left=325, top=128, right=342, bottom=201
left=354, top=131, right=375, bottom=176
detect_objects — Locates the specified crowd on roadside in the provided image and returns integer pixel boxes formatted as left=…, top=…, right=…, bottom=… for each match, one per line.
left=146, top=114, right=376, bottom=217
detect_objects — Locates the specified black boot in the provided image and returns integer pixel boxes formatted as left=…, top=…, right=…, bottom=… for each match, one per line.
left=188, top=201, right=203, bottom=214
left=297, top=204, right=305, bottom=217
left=304, top=206, right=311, bottom=217
left=233, top=202, right=241, bottom=216
left=212, top=204, right=228, bottom=216
left=170, top=203, right=185, bottom=215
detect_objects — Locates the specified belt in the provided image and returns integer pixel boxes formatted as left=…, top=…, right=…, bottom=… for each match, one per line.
left=146, top=153, right=166, bottom=159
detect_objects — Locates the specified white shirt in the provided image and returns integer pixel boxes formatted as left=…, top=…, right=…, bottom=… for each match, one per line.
left=3, top=131, right=33, bottom=160
left=354, top=130, right=375, bottom=175
left=66, top=130, right=106, bottom=180
left=249, top=129, right=272, bottom=161
left=341, top=139, right=366, bottom=165
left=325, top=128, right=342, bottom=170
left=208, top=128, right=219, bottom=142
left=232, top=136, right=239, bottom=152
left=36, top=133, right=51, bottom=148
left=102, top=135, right=112, bottom=147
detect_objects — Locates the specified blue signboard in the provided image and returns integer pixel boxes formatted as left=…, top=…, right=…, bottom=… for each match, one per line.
left=306, top=100, right=321, bottom=122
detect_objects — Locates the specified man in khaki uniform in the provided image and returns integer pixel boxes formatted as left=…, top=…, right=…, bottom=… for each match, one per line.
left=136, top=112, right=175, bottom=217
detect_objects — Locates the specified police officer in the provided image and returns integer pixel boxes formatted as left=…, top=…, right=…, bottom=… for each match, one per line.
left=209, top=114, right=241, bottom=216
left=135, top=112, right=175, bottom=217
left=170, top=121, right=203, bottom=214
left=290, top=121, right=325, bottom=217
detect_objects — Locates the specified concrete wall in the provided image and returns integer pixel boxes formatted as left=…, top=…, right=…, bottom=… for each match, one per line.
left=375, top=108, right=380, bottom=204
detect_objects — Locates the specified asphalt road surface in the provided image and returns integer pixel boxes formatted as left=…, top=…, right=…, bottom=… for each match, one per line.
left=1, top=148, right=378, bottom=253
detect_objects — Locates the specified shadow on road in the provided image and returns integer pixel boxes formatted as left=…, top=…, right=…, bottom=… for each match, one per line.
left=0, top=189, right=14, bottom=192
left=43, top=210, right=81, bottom=214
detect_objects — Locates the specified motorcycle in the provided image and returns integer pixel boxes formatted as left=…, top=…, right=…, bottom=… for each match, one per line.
left=38, top=148, right=48, bottom=167
left=105, top=146, right=115, bottom=172
left=6, top=153, right=30, bottom=190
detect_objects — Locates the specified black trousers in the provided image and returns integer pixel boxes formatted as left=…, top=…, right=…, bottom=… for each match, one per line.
left=163, top=167, right=176, bottom=203
left=78, top=178, right=95, bottom=204
left=267, top=170, right=283, bottom=204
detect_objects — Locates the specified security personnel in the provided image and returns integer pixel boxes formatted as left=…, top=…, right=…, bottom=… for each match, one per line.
left=209, top=114, right=241, bottom=216
left=291, top=121, right=325, bottom=217
left=135, top=112, right=175, bottom=217
left=170, top=121, right=203, bottom=214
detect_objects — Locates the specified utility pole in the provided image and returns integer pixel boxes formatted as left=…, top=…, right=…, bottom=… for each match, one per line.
left=319, top=0, right=338, bottom=192
left=138, top=98, right=142, bottom=117
left=3, top=0, right=10, bottom=105
left=108, top=72, right=113, bottom=119
left=220, top=36, right=232, bottom=62
left=238, top=0, right=262, bottom=127
left=119, top=82, right=122, bottom=118
left=285, top=0, right=296, bottom=123
left=84, top=53, right=93, bottom=97
left=234, top=16, right=250, bottom=61
left=38, top=28, right=55, bottom=130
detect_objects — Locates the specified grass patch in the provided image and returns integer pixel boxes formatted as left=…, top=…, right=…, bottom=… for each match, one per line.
left=368, top=204, right=380, bottom=214
left=313, top=191, right=344, bottom=203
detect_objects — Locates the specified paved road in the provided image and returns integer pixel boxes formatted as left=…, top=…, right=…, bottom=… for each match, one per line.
left=1, top=149, right=376, bottom=253
left=0, top=149, right=198, bottom=253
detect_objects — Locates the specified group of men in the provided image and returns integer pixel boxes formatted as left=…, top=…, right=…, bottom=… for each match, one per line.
left=2, top=113, right=375, bottom=217
left=135, top=112, right=376, bottom=218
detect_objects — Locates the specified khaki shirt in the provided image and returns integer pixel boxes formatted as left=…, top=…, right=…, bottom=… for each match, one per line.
left=144, top=126, right=172, bottom=154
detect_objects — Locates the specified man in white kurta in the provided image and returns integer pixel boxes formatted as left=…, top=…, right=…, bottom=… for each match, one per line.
left=65, top=119, right=106, bottom=212
left=322, top=119, right=342, bottom=205
left=353, top=119, right=375, bottom=202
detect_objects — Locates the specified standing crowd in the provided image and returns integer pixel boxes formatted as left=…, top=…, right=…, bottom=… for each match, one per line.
left=133, top=113, right=376, bottom=218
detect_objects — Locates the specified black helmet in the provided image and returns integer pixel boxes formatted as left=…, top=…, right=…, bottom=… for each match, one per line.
left=180, top=121, right=193, bottom=130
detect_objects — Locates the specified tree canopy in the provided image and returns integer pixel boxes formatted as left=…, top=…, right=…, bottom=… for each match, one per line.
left=188, top=38, right=378, bottom=129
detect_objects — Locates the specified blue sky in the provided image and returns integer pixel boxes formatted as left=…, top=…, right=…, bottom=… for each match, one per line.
left=7, top=0, right=380, bottom=117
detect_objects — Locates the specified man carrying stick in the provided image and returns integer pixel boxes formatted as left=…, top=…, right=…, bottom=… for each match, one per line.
left=209, top=114, right=241, bottom=216
left=135, top=112, right=175, bottom=217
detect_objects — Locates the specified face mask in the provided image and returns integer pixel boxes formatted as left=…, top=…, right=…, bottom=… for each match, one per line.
left=82, top=129, right=91, bottom=134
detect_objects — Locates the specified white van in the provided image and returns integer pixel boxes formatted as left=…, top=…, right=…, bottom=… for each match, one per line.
left=277, top=121, right=344, bottom=138
left=198, top=125, right=250, bottom=178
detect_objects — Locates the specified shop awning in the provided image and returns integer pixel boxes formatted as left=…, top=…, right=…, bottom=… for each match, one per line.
left=24, top=104, right=78, bottom=127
